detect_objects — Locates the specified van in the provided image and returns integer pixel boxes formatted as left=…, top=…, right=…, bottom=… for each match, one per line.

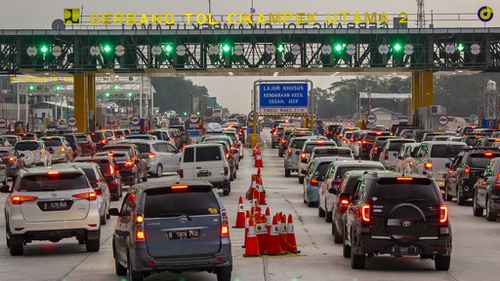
left=179, top=143, right=231, bottom=195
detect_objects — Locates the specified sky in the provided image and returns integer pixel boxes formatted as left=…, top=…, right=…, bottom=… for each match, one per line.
left=0, top=0, right=498, bottom=114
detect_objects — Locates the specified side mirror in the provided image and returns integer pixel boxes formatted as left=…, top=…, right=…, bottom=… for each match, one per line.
left=295, top=151, right=300, bottom=155
left=300, top=169, right=307, bottom=175
left=48, top=147, right=54, bottom=153
left=232, top=150, right=239, bottom=154
left=445, top=162, right=451, bottom=168
left=392, top=152, right=397, bottom=157
left=397, top=155, right=403, bottom=160
left=328, top=188, right=338, bottom=195
left=108, top=208, right=120, bottom=216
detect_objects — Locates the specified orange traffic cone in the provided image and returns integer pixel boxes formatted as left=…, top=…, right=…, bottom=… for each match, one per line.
left=246, top=174, right=257, bottom=200
left=279, top=213, right=289, bottom=253
left=256, top=173, right=267, bottom=205
left=286, top=214, right=300, bottom=253
left=233, top=196, right=246, bottom=228
left=265, top=207, right=272, bottom=234
left=255, top=213, right=268, bottom=253
left=242, top=210, right=251, bottom=248
left=251, top=193, right=259, bottom=215
left=254, top=144, right=263, bottom=167
left=265, top=215, right=282, bottom=255
left=243, top=216, right=260, bottom=257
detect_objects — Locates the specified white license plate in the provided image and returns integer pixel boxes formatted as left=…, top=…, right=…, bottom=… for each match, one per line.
left=41, top=201, right=70, bottom=211
left=391, top=246, right=418, bottom=256
left=168, top=230, right=199, bottom=240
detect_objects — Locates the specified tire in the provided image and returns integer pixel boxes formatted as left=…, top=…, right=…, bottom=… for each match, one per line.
left=100, top=214, right=107, bottom=225
left=351, top=250, right=365, bottom=269
left=333, top=223, right=342, bottom=244
left=325, top=211, right=333, bottom=223
left=307, top=201, right=317, bottom=208
left=343, top=227, right=350, bottom=258
left=142, top=170, right=148, bottom=182
left=318, top=206, right=325, bottom=217
left=86, top=230, right=100, bottom=252
left=223, top=182, right=231, bottom=196
left=128, top=253, right=144, bottom=281
left=435, top=255, right=451, bottom=271
left=456, top=187, right=465, bottom=205
left=298, top=176, right=304, bottom=184
left=9, top=240, right=23, bottom=256
left=155, top=164, right=163, bottom=178
left=114, top=247, right=127, bottom=276
left=473, top=191, right=484, bottom=217
left=285, top=168, right=291, bottom=177
left=445, top=187, right=452, bottom=201
left=216, top=267, right=232, bottom=281
left=272, top=143, right=275, bottom=149
left=486, top=198, right=498, bottom=221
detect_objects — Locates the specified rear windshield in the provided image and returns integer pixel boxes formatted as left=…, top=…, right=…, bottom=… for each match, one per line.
left=103, top=131, right=113, bottom=138
left=19, top=173, right=88, bottom=191
left=335, top=166, right=385, bottom=179
left=15, top=142, right=41, bottom=151
left=144, top=188, right=219, bottom=217
left=43, top=139, right=63, bottom=147
left=371, top=180, right=440, bottom=204
left=133, top=143, right=151, bottom=154
left=365, top=133, right=390, bottom=141
left=196, top=146, right=222, bottom=161
left=314, top=149, right=351, bottom=158
left=80, top=167, right=98, bottom=181
left=76, top=136, right=89, bottom=142
left=388, top=141, right=413, bottom=151
left=126, top=135, right=154, bottom=140
left=290, top=139, right=308, bottom=149
left=91, top=134, right=104, bottom=141
left=76, top=159, right=110, bottom=174
left=430, top=145, right=464, bottom=158
left=467, top=153, right=500, bottom=168
left=316, top=162, right=332, bottom=176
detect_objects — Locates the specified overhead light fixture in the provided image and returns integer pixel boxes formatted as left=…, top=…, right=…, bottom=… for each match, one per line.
left=228, top=72, right=234, bottom=76
left=273, top=72, right=279, bottom=77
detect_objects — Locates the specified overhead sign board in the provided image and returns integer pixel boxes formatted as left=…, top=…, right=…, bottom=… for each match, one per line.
left=259, top=83, right=309, bottom=114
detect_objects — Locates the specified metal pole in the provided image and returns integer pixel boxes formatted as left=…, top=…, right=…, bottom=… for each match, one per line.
left=16, top=84, right=20, bottom=120
left=139, top=75, right=143, bottom=118
left=25, top=94, right=28, bottom=128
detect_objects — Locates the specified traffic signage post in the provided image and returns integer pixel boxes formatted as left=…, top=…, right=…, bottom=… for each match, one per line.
left=130, top=115, right=140, bottom=126
left=67, top=116, right=77, bottom=127
left=0, top=118, right=7, bottom=128
left=366, top=113, right=377, bottom=124
left=437, top=115, right=449, bottom=126
left=189, top=113, right=200, bottom=124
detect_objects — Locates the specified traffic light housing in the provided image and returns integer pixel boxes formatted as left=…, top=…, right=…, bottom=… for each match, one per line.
left=105, top=92, right=111, bottom=98
left=28, top=85, right=35, bottom=92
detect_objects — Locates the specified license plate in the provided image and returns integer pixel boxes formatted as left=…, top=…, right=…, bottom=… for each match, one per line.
left=391, top=246, right=418, bottom=256
left=168, top=230, right=199, bottom=240
left=40, top=201, right=71, bottom=211
left=197, top=170, right=211, bottom=177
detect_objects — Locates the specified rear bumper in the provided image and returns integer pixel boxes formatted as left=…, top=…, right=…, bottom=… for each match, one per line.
left=305, top=185, right=319, bottom=203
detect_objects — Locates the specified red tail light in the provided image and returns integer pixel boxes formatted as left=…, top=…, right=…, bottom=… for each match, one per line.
left=300, top=152, right=306, bottom=159
left=361, top=204, right=371, bottom=223
left=310, top=178, right=318, bottom=186
left=221, top=208, right=229, bottom=237
left=135, top=213, right=145, bottom=241
left=224, top=167, right=229, bottom=176
left=10, top=195, right=38, bottom=204
left=374, top=147, right=378, bottom=151
left=424, top=161, right=433, bottom=170
left=225, top=152, right=230, bottom=159
left=439, top=205, right=448, bottom=224
left=281, top=139, right=286, bottom=143
left=339, top=198, right=350, bottom=213
left=72, top=191, right=97, bottom=201
left=463, top=165, right=470, bottom=179
left=109, top=164, right=115, bottom=175
left=124, top=160, right=134, bottom=169
left=7, top=156, right=15, bottom=163
left=99, top=139, right=107, bottom=145
left=494, top=172, right=500, bottom=189
left=287, top=149, right=292, bottom=154
left=147, top=152, right=155, bottom=158
left=60, top=147, right=65, bottom=152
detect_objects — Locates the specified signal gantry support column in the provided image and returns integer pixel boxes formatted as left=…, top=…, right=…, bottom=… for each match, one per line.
left=411, top=70, right=434, bottom=127
left=74, top=72, right=96, bottom=133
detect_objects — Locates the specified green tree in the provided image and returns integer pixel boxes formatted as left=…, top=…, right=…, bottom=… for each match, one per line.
left=151, top=77, right=208, bottom=114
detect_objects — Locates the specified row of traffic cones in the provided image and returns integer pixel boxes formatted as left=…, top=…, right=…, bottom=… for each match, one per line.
left=234, top=195, right=300, bottom=256
left=245, top=168, right=266, bottom=204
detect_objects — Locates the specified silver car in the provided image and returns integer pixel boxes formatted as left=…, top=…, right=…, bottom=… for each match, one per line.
left=124, top=140, right=182, bottom=177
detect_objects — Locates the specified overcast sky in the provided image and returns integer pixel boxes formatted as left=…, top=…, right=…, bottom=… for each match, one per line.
left=0, top=0, right=498, bottom=114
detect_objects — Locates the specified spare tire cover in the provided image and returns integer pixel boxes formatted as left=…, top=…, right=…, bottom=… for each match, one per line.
left=21, top=151, right=35, bottom=166
left=385, top=203, right=426, bottom=244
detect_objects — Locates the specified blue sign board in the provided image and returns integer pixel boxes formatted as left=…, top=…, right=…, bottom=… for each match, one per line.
left=188, top=130, right=201, bottom=137
left=481, top=118, right=496, bottom=129
left=259, top=83, right=308, bottom=114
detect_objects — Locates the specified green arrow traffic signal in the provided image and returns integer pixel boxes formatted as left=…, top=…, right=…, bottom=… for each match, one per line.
left=222, top=44, right=231, bottom=53
left=164, top=44, right=173, bottom=53
left=277, top=44, right=285, bottom=53
left=28, top=85, right=35, bottom=91
left=105, top=92, right=111, bottom=98
left=103, top=44, right=112, bottom=53
left=457, top=43, right=465, bottom=52
left=40, top=45, right=49, bottom=54
left=392, top=43, right=402, bottom=52
left=334, top=43, right=343, bottom=52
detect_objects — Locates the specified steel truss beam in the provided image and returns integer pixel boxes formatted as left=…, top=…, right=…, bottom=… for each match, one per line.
left=0, top=28, right=499, bottom=74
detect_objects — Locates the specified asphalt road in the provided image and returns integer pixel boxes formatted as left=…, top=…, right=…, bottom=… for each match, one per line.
left=0, top=131, right=499, bottom=281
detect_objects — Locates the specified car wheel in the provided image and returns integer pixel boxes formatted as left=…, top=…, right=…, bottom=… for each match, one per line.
left=285, top=168, right=291, bottom=177
left=473, top=191, right=484, bottom=217
left=142, top=170, right=148, bottom=182
left=342, top=227, right=350, bottom=258
left=298, top=176, right=304, bottom=184
left=9, top=236, right=23, bottom=256
left=325, top=211, right=333, bottom=223
left=100, top=214, right=107, bottom=225
left=216, top=266, right=232, bottom=281
left=318, top=205, right=325, bottom=217
left=114, top=246, right=127, bottom=276
left=333, top=223, right=342, bottom=244
left=486, top=198, right=498, bottom=221
left=279, top=151, right=283, bottom=157
left=223, top=182, right=231, bottom=196
left=307, top=201, right=317, bottom=208
left=272, top=143, right=275, bottom=149
left=351, top=249, right=365, bottom=269
left=127, top=252, right=144, bottom=281
left=86, top=229, right=100, bottom=252
left=435, top=255, right=451, bottom=271
left=456, top=187, right=465, bottom=205
left=155, top=164, right=163, bottom=178
left=2, top=179, right=7, bottom=186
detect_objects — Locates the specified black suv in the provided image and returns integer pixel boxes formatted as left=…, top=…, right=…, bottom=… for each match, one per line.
left=444, top=147, right=500, bottom=205
left=343, top=171, right=451, bottom=270
left=109, top=181, right=232, bottom=281
left=357, top=131, right=392, bottom=160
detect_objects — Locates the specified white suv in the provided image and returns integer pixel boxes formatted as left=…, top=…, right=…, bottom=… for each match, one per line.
left=1, top=166, right=101, bottom=255
left=14, top=140, right=52, bottom=167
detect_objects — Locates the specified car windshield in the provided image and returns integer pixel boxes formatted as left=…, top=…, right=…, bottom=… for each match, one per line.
left=430, top=145, right=464, bottom=158
left=335, top=166, right=385, bottom=179
left=372, top=180, right=439, bottom=204
left=76, top=136, right=89, bottom=142
left=467, top=154, right=500, bottom=168
left=144, top=187, right=219, bottom=217
left=15, top=143, right=40, bottom=151
left=43, top=139, right=63, bottom=147
left=19, top=173, right=88, bottom=191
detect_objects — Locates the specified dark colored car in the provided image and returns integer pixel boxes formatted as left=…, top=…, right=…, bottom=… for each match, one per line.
left=95, top=151, right=139, bottom=186
left=369, top=136, right=397, bottom=161
left=109, top=182, right=232, bottom=281
left=75, top=155, right=123, bottom=201
left=0, top=147, right=24, bottom=180
left=472, top=157, right=500, bottom=221
left=61, top=133, right=82, bottom=158
left=102, top=143, right=148, bottom=183
left=90, top=131, right=108, bottom=152
left=444, top=147, right=500, bottom=205
left=343, top=171, right=451, bottom=270
left=325, top=124, right=342, bottom=140
left=357, top=131, right=392, bottom=160
left=75, top=133, right=96, bottom=156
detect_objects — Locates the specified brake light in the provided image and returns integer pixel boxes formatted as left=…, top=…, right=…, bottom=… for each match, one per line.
left=300, top=152, right=306, bottom=159
left=485, top=152, right=493, bottom=157
left=147, top=152, right=155, bottom=158
left=494, top=172, right=500, bottom=189
left=47, top=171, right=60, bottom=176
left=439, top=205, right=448, bottom=224
left=273, top=131, right=277, bottom=136
left=225, top=152, right=230, bottom=159
left=224, top=167, right=229, bottom=176
left=339, top=198, right=350, bottom=213
left=135, top=213, right=145, bottom=241
left=10, top=195, right=38, bottom=204
left=72, top=191, right=97, bottom=200
left=310, top=178, right=318, bottom=186
left=463, top=165, right=470, bottom=179
left=424, top=161, right=433, bottom=170
left=99, top=139, right=107, bottom=145
left=281, top=139, right=286, bottom=143
left=94, top=187, right=103, bottom=196
left=221, top=208, right=229, bottom=236
left=374, top=146, right=378, bottom=151
left=124, top=160, right=134, bottom=169
left=7, top=156, right=14, bottom=163
left=287, top=149, right=292, bottom=154
left=396, top=177, right=413, bottom=181
left=171, top=185, right=188, bottom=189
left=40, top=150, right=44, bottom=158
left=109, top=164, right=115, bottom=175
left=409, top=161, right=413, bottom=167
left=361, top=204, right=371, bottom=223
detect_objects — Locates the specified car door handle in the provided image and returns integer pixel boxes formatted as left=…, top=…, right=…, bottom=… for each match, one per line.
left=196, top=166, right=202, bottom=169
